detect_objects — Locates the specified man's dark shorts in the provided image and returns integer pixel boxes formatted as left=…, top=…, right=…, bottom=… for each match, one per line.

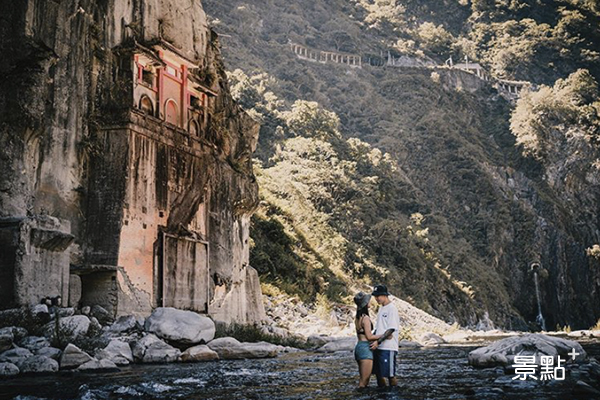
left=373, top=349, right=397, bottom=378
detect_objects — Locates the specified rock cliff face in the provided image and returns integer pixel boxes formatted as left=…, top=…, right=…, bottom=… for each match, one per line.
left=0, top=0, right=265, bottom=323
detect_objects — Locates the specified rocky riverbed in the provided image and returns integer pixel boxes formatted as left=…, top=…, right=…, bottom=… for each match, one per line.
left=2, top=299, right=600, bottom=399
left=0, top=342, right=599, bottom=399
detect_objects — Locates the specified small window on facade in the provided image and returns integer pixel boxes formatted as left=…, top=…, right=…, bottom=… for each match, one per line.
left=139, top=96, right=154, bottom=115
left=142, top=68, right=154, bottom=87
left=189, top=120, right=199, bottom=136
left=190, top=95, right=202, bottom=110
left=166, top=65, right=178, bottom=77
left=165, top=99, right=179, bottom=125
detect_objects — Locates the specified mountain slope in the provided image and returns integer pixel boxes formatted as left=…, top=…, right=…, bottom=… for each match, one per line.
left=203, top=0, right=600, bottom=330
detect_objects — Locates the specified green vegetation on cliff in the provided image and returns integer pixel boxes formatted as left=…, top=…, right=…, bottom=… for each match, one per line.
left=205, top=0, right=600, bottom=330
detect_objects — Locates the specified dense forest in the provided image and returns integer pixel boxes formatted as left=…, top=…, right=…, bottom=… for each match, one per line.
left=203, top=0, right=600, bottom=330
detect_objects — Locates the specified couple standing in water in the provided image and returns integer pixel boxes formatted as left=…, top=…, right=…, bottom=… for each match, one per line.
left=354, top=284, right=400, bottom=389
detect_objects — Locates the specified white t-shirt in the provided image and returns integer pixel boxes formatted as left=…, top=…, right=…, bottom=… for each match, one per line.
left=375, top=301, right=400, bottom=351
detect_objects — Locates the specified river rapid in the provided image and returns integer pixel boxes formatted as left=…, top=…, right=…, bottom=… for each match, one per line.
left=1, top=343, right=599, bottom=400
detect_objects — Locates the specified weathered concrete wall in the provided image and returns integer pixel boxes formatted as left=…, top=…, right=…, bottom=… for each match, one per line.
left=0, top=0, right=265, bottom=323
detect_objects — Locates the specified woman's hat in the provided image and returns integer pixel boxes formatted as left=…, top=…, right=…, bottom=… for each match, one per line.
left=372, top=284, right=390, bottom=296
left=354, top=291, right=371, bottom=309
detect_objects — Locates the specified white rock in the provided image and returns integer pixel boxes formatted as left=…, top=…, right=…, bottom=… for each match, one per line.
left=77, top=358, right=119, bottom=371
left=60, top=343, right=94, bottom=369
left=18, top=355, right=59, bottom=373
left=31, top=304, right=49, bottom=317
left=132, top=334, right=181, bottom=363
left=398, top=339, right=423, bottom=348
left=207, top=337, right=278, bottom=359
left=316, top=337, right=358, bottom=353
left=0, top=347, right=33, bottom=364
left=0, top=362, right=19, bottom=376
left=96, top=340, right=134, bottom=365
left=181, top=344, right=219, bottom=362
left=145, top=307, right=215, bottom=345
left=442, top=331, right=472, bottom=343
left=418, top=332, right=446, bottom=346
left=18, top=336, right=51, bottom=353
left=89, top=316, right=102, bottom=332
left=44, top=315, right=91, bottom=342
left=468, top=333, right=587, bottom=368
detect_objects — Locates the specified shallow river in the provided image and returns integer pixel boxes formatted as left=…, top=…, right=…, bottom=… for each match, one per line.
left=1, top=343, right=598, bottom=399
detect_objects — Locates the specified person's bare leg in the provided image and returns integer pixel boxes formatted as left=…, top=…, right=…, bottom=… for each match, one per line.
left=358, top=360, right=373, bottom=387
left=377, top=376, right=387, bottom=387
left=389, top=377, right=398, bottom=386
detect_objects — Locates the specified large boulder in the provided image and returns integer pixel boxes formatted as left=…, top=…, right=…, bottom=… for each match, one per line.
left=18, top=336, right=51, bottom=353
left=316, top=337, right=358, bottom=353
left=145, top=308, right=215, bottom=345
left=4, top=327, right=28, bottom=342
left=37, top=347, right=62, bottom=360
left=90, top=305, right=114, bottom=326
left=18, top=355, right=59, bottom=373
left=132, top=334, right=181, bottom=363
left=181, top=345, right=219, bottom=362
left=109, top=315, right=138, bottom=334
left=96, top=340, right=134, bottom=365
left=0, top=362, right=19, bottom=376
left=0, top=347, right=33, bottom=364
left=207, top=337, right=278, bottom=359
left=0, top=329, right=13, bottom=352
left=43, top=315, right=91, bottom=343
left=59, top=343, right=94, bottom=369
left=307, top=335, right=330, bottom=348
left=77, top=358, right=119, bottom=372
left=468, top=333, right=587, bottom=368
left=399, top=339, right=423, bottom=348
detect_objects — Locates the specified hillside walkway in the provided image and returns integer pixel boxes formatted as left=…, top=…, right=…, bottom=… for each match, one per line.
left=289, top=41, right=532, bottom=101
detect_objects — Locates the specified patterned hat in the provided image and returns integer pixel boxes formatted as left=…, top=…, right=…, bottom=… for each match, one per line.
left=353, top=291, right=371, bottom=309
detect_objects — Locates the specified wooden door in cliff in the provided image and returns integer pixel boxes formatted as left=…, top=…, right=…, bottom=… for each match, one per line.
left=157, top=232, right=209, bottom=312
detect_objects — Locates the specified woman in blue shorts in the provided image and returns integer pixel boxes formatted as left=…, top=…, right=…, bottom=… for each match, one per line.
left=353, top=291, right=382, bottom=388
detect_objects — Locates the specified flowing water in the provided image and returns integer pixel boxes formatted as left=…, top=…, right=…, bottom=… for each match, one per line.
left=533, top=271, right=546, bottom=331
left=1, top=343, right=599, bottom=400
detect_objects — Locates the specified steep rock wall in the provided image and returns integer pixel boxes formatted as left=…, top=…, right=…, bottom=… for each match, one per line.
left=0, top=0, right=265, bottom=323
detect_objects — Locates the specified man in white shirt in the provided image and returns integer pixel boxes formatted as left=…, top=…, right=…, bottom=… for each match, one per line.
left=369, top=284, right=399, bottom=387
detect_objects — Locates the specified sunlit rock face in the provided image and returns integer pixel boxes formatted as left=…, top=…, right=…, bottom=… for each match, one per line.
left=0, top=0, right=265, bottom=323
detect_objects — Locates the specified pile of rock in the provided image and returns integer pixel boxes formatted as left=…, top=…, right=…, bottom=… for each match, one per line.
left=0, top=306, right=295, bottom=377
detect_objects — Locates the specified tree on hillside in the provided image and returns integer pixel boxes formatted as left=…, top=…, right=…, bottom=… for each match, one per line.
left=282, top=100, right=341, bottom=140
left=511, top=69, right=600, bottom=162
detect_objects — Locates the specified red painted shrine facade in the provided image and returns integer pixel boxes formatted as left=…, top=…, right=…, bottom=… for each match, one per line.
left=132, top=44, right=216, bottom=136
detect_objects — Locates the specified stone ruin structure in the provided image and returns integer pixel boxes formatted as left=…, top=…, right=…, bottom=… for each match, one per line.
left=289, top=42, right=362, bottom=68
left=0, top=0, right=265, bottom=323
